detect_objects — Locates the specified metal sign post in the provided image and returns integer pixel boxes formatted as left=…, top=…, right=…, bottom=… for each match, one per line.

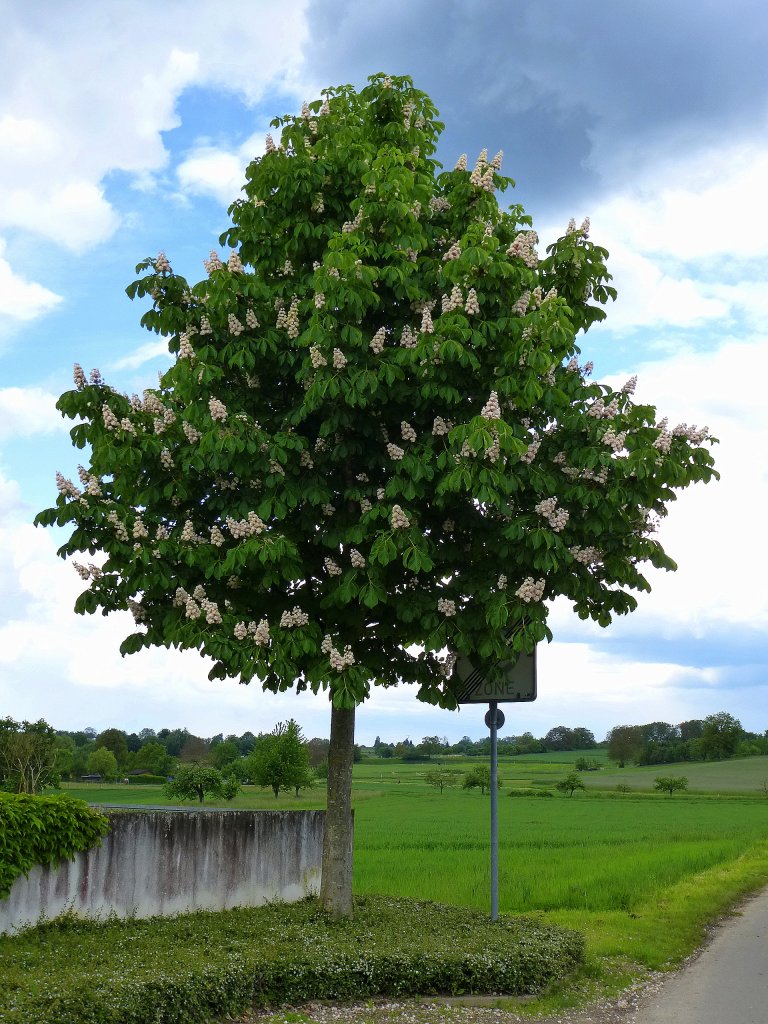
left=454, top=634, right=537, bottom=922
left=485, top=701, right=505, bottom=921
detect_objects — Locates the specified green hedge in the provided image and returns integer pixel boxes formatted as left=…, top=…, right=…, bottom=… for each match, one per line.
left=126, top=775, right=168, bottom=785
left=0, top=793, right=109, bottom=900
left=509, top=788, right=554, bottom=798
left=0, top=895, right=584, bottom=1023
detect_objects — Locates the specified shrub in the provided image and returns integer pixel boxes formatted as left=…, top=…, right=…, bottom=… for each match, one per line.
left=0, top=896, right=584, bottom=1022
left=126, top=774, right=168, bottom=785
left=0, top=793, right=109, bottom=899
left=509, top=788, right=554, bottom=798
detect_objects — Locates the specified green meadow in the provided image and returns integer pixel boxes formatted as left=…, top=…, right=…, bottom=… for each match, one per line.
left=54, top=753, right=768, bottom=1015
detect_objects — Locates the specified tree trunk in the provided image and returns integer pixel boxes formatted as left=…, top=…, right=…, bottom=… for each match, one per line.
left=320, top=703, right=355, bottom=919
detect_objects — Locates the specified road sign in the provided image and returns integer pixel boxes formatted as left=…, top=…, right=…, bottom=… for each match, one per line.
left=484, top=706, right=506, bottom=730
left=453, top=646, right=536, bottom=704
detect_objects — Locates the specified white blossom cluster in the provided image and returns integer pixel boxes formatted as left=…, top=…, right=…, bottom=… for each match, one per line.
left=442, top=519, right=455, bottom=532
left=469, top=149, right=495, bottom=191
left=602, top=428, right=627, bottom=452
left=228, top=314, right=244, bottom=336
left=269, top=459, right=285, bottom=476
left=128, top=599, right=147, bottom=624
left=481, top=391, right=502, bottom=419
left=181, top=520, right=200, bottom=543
left=360, top=498, right=372, bottom=513
left=582, top=465, right=609, bottom=485
left=246, top=308, right=259, bottom=330
left=321, top=635, right=355, bottom=671
left=72, top=561, right=102, bottom=581
left=587, top=397, right=619, bottom=420
left=621, top=376, right=638, bottom=395
left=534, top=497, right=569, bottom=532
left=155, top=251, right=171, bottom=273
left=437, top=597, right=456, bottom=616
left=204, top=250, right=224, bottom=274
left=401, top=421, right=417, bottom=442
left=370, top=327, right=386, bottom=353
left=520, top=437, right=541, bottom=464
left=484, top=433, right=500, bottom=463
left=102, top=404, right=120, bottom=430
left=310, top=345, right=327, bottom=368
left=332, top=348, right=347, bottom=369
left=515, top=577, right=545, bottom=602
left=132, top=518, right=148, bottom=540
left=225, top=512, right=266, bottom=539
left=280, top=606, right=309, bottom=628
left=182, top=421, right=201, bottom=443
left=512, top=290, right=530, bottom=316
left=321, top=503, right=335, bottom=516
left=200, top=315, right=212, bottom=335
left=77, top=466, right=102, bottom=497
left=432, top=416, right=451, bottom=436
left=107, top=510, right=129, bottom=541
left=387, top=443, right=405, bottom=461
left=673, top=422, right=709, bottom=444
left=570, top=545, right=601, bottom=565
left=400, top=325, right=418, bottom=348
left=441, top=285, right=463, bottom=313
left=465, top=288, right=480, bottom=315
left=209, top=397, right=228, bottom=422
left=442, top=240, right=461, bottom=261
left=420, top=309, right=434, bottom=334
left=497, top=574, right=507, bottom=590
left=155, top=525, right=170, bottom=540
left=311, top=194, right=324, bottom=213
left=455, top=154, right=467, bottom=171
left=507, top=231, right=539, bottom=268
left=159, top=449, right=173, bottom=471
left=440, top=651, right=458, bottom=677
left=234, top=618, right=271, bottom=644
left=342, top=208, right=363, bottom=233
left=324, top=556, right=342, bottom=576
left=376, top=487, right=386, bottom=500
left=391, top=504, right=410, bottom=529
left=73, top=363, right=87, bottom=389
left=430, top=196, right=451, bottom=213
left=300, top=450, right=314, bottom=468
left=210, top=525, right=225, bottom=547
left=89, top=368, right=103, bottom=385
left=178, top=332, right=195, bottom=359
left=227, top=251, right=244, bottom=273
left=349, top=548, right=366, bottom=568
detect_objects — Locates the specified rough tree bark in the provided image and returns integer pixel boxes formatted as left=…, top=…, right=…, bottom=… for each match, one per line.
left=319, top=703, right=355, bottom=918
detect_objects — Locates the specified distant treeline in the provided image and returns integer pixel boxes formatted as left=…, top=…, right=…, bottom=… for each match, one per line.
left=606, top=713, right=768, bottom=767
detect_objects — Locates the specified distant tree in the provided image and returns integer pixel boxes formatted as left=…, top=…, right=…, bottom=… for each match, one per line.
left=574, top=756, right=601, bottom=771
left=87, top=746, right=119, bottom=781
left=424, top=767, right=459, bottom=793
left=606, top=725, right=643, bottom=768
left=209, top=739, right=241, bottom=769
left=94, top=728, right=129, bottom=767
left=700, top=712, right=743, bottom=761
left=0, top=717, right=62, bottom=793
left=134, top=740, right=174, bottom=777
left=513, top=731, right=544, bottom=755
left=157, top=728, right=190, bottom=757
left=556, top=772, right=586, bottom=797
left=420, top=735, right=446, bottom=756
left=307, top=737, right=331, bottom=767
left=178, top=735, right=211, bottom=763
left=463, top=764, right=499, bottom=795
left=654, top=775, right=688, bottom=796
left=247, top=719, right=313, bottom=797
left=570, top=727, right=596, bottom=749
left=164, top=763, right=239, bottom=803
left=138, top=727, right=157, bottom=743
left=543, top=725, right=575, bottom=751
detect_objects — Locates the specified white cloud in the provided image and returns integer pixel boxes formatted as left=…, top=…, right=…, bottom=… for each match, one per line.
left=0, top=4, right=310, bottom=251
left=177, top=148, right=250, bottom=205
left=111, top=339, right=173, bottom=371
left=0, top=239, right=62, bottom=321
left=0, top=386, right=65, bottom=440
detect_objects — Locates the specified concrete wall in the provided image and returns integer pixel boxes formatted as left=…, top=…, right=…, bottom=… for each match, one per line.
left=0, top=809, right=324, bottom=935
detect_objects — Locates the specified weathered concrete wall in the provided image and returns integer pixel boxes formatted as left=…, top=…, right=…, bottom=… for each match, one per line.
left=0, top=809, right=324, bottom=935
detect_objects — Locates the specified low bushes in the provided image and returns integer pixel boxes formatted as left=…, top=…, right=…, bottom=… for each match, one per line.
left=509, top=788, right=554, bottom=798
left=0, top=793, right=109, bottom=900
left=0, top=895, right=584, bottom=1023
left=126, top=774, right=168, bottom=785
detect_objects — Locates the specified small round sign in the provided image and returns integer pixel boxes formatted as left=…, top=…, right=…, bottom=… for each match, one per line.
left=484, top=707, right=505, bottom=730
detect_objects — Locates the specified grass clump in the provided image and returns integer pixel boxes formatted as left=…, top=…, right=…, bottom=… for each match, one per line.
left=0, top=895, right=583, bottom=1024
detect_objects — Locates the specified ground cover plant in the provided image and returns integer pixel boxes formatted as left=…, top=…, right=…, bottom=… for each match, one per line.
left=0, top=896, right=582, bottom=1024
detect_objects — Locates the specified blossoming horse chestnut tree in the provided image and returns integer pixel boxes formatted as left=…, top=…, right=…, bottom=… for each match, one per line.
left=37, top=74, right=717, bottom=918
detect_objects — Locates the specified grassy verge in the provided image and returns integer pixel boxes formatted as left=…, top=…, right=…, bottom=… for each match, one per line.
left=0, top=896, right=583, bottom=1024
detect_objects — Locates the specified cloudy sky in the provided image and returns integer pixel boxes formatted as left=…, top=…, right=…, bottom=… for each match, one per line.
left=1, top=0, right=766, bottom=746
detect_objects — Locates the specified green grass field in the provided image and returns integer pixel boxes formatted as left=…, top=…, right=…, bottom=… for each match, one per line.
left=55, top=754, right=768, bottom=1015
